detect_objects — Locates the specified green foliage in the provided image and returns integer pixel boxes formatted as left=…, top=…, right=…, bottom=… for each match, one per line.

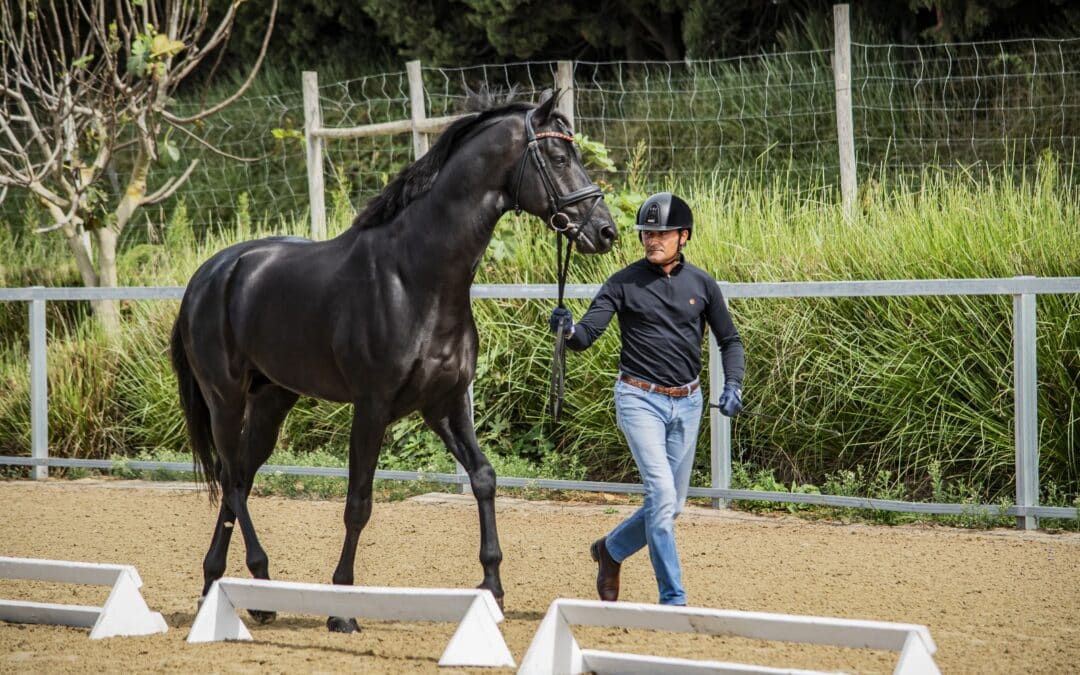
left=197, top=0, right=1079, bottom=76
left=0, top=153, right=1078, bottom=521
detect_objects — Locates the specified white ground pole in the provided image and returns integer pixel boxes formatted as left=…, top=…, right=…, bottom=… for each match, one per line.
left=187, top=578, right=514, bottom=668
left=518, top=598, right=939, bottom=675
left=0, top=557, right=168, bottom=639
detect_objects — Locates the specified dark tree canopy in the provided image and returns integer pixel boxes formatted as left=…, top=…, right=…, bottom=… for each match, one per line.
left=211, top=0, right=1078, bottom=73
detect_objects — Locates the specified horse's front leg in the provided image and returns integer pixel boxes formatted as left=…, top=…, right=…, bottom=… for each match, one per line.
left=327, top=406, right=387, bottom=633
left=423, top=393, right=504, bottom=607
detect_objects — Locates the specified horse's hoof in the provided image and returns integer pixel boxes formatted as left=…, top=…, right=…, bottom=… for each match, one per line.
left=477, top=584, right=505, bottom=611
left=248, top=609, right=277, bottom=625
left=327, top=616, right=361, bottom=633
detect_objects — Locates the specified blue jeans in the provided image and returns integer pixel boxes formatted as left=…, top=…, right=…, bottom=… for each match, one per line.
left=605, top=378, right=703, bottom=605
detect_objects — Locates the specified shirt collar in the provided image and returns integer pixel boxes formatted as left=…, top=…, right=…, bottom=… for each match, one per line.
left=645, top=253, right=686, bottom=276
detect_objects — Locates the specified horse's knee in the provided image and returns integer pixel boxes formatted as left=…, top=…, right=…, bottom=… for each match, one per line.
left=469, top=463, right=497, bottom=499
left=343, top=493, right=373, bottom=529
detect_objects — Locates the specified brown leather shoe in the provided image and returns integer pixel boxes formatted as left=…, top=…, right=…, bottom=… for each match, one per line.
left=590, top=537, right=621, bottom=601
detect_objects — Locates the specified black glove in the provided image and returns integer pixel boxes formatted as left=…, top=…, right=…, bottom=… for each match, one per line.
left=549, top=307, right=573, bottom=335
left=716, top=381, right=743, bottom=417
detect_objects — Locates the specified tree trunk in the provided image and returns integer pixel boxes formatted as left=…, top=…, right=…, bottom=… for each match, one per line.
left=92, top=226, right=121, bottom=335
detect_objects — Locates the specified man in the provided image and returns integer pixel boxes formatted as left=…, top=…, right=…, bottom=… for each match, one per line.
left=549, top=191, right=745, bottom=606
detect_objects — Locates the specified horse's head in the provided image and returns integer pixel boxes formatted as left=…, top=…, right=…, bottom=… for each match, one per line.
left=509, top=90, right=617, bottom=254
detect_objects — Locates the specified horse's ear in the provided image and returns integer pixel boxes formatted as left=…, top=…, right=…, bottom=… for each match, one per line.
left=534, top=88, right=560, bottom=124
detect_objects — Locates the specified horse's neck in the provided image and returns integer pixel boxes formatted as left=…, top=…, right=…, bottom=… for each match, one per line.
left=342, top=123, right=517, bottom=294
left=412, top=188, right=505, bottom=280
left=343, top=184, right=506, bottom=295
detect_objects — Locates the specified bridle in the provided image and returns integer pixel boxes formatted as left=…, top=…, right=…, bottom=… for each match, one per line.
left=512, top=107, right=605, bottom=422
left=512, top=107, right=605, bottom=235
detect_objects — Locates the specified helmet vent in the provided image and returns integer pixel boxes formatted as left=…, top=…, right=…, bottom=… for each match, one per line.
left=645, top=203, right=660, bottom=224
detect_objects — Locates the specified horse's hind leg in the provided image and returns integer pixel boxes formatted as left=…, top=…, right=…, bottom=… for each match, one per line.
left=201, top=479, right=236, bottom=598
left=423, top=393, right=504, bottom=607
left=206, top=384, right=297, bottom=624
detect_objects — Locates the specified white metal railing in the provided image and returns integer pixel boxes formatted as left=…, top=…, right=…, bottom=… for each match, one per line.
left=1, top=277, right=1079, bottom=529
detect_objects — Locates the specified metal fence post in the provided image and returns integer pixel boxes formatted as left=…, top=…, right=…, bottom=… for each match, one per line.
left=708, top=331, right=731, bottom=508
left=407, top=60, right=430, bottom=159
left=1013, top=277, right=1039, bottom=529
left=29, top=292, right=48, bottom=480
left=555, top=61, right=575, bottom=130
left=833, top=4, right=857, bottom=221
left=302, top=71, right=327, bottom=240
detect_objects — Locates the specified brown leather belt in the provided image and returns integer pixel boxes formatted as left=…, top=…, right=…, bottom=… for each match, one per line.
left=619, top=374, right=700, bottom=398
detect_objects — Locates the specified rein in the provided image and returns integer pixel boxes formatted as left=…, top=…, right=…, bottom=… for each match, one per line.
left=512, top=107, right=604, bottom=422
left=550, top=233, right=573, bottom=421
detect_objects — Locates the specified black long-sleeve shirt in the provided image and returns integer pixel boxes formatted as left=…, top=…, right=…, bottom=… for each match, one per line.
left=567, top=256, right=745, bottom=388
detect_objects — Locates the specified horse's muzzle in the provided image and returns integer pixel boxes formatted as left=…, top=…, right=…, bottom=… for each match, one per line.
left=566, top=223, right=616, bottom=254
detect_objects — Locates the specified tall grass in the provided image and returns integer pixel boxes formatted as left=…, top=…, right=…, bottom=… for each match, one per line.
left=0, top=158, right=1077, bottom=504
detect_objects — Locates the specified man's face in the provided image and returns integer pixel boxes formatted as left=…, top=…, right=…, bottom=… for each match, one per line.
left=641, top=228, right=687, bottom=265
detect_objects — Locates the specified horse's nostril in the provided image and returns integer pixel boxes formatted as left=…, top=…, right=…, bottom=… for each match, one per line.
left=600, top=225, right=617, bottom=242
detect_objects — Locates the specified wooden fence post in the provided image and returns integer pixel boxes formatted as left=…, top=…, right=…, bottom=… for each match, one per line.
left=833, top=4, right=857, bottom=221
left=302, top=71, right=327, bottom=240
left=407, top=61, right=430, bottom=159
left=555, top=61, right=575, bottom=130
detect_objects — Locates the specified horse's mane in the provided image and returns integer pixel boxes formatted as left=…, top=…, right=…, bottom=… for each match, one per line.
left=350, top=91, right=535, bottom=230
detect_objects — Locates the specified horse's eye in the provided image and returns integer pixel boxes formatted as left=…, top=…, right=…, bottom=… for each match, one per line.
left=552, top=154, right=569, bottom=168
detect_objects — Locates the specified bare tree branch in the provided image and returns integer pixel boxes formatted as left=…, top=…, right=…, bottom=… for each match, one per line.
left=0, top=0, right=277, bottom=318
left=163, top=0, right=277, bottom=125
left=165, top=119, right=265, bottom=163
left=143, top=158, right=200, bottom=205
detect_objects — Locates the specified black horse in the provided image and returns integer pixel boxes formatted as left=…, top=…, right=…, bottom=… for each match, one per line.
left=170, top=90, right=616, bottom=632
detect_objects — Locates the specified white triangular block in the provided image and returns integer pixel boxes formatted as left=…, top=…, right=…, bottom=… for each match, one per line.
left=439, top=595, right=515, bottom=667
left=895, top=631, right=941, bottom=675
left=518, top=600, right=583, bottom=675
left=89, top=569, right=168, bottom=639
left=187, top=581, right=251, bottom=643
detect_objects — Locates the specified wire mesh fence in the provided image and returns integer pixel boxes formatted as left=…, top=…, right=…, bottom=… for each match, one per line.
left=4, top=38, right=1077, bottom=233
left=853, top=37, right=1080, bottom=182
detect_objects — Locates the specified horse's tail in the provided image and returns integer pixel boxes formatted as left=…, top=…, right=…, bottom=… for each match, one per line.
left=170, top=317, right=220, bottom=500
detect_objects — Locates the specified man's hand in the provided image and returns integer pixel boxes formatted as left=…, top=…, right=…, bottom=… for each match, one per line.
left=549, top=307, right=573, bottom=335
left=717, top=382, right=743, bottom=417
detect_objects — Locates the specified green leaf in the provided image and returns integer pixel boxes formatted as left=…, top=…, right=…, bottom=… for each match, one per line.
left=271, top=128, right=304, bottom=142
left=72, top=54, right=95, bottom=69
left=151, top=34, right=185, bottom=58
left=577, top=135, right=617, bottom=173
left=127, top=36, right=149, bottom=76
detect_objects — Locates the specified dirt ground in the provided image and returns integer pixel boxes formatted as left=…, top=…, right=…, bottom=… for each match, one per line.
left=0, top=480, right=1078, bottom=674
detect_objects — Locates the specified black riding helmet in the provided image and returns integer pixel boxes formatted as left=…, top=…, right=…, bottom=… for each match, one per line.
left=634, top=192, right=693, bottom=240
